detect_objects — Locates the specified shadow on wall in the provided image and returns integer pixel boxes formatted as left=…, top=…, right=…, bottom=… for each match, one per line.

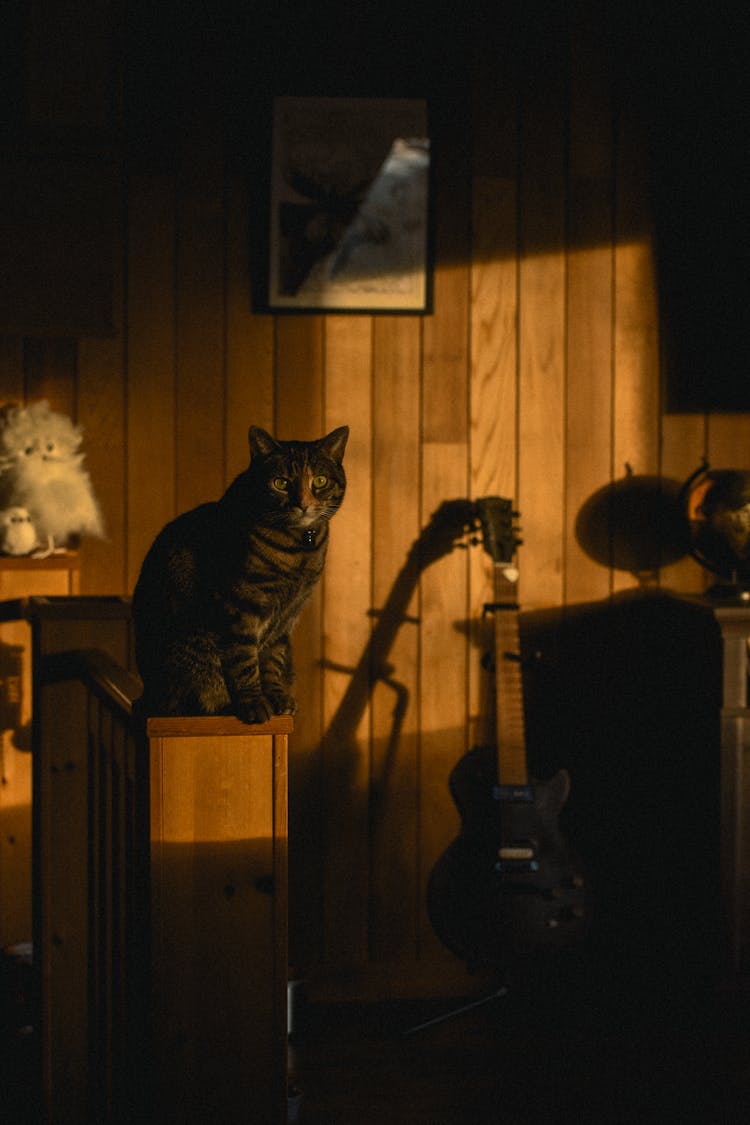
left=290, top=492, right=725, bottom=990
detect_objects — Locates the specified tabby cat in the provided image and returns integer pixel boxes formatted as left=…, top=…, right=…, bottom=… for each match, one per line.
left=132, top=424, right=348, bottom=722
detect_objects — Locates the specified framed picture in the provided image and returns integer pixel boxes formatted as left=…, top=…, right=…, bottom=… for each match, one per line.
left=268, top=96, right=431, bottom=313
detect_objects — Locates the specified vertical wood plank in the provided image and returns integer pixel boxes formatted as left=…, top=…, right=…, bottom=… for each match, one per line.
left=612, top=99, right=660, bottom=593
left=318, top=315, right=373, bottom=965
left=517, top=35, right=567, bottom=611
left=225, top=173, right=275, bottom=483
left=174, top=148, right=226, bottom=514
left=23, top=338, right=77, bottom=417
left=470, top=178, right=518, bottom=503
left=368, top=317, right=422, bottom=962
left=565, top=7, right=614, bottom=605
left=422, top=93, right=470, bottom=445
left=565, top=221, right=613, bottom=605
left=77, top=176, right=127, bottom=594
left=125, top=174, right=177, bottom=591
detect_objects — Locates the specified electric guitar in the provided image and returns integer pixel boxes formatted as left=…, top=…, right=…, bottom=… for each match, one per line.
left=427, top=497, right=591, bottom=971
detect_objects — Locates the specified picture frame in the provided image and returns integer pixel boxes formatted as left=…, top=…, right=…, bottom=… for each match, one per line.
left=267, top=96, right=431, bottom=313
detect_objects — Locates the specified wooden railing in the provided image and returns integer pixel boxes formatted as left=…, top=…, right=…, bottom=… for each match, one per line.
left=32, top=647, right=145, bottom=1124
left=32, top=644, right=289, bottom=1125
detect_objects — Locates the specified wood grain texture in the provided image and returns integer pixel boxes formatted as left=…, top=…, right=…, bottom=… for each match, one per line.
left=225, top=173, right=275, bottom=482
left=174, top=148, right=226, bottom=514
left=77, top=177, right=126, bottom=595
left=2, top=0, right=743, bottom=1004
left=517, top=71, right=566, bottom=611
left=319, top=315, right=373, bottom=965
left=418, top=441, right=471, bottom=958
left=125, top=174, right=177, bottom=590
left=367, top=317, right=423, bottom=962
left=149, top=726, right=287, bottom=1124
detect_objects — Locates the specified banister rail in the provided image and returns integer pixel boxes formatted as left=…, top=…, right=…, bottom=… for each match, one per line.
left=32, top=646, right=147, bottom=1125
left=37, top=646, right=143, bottom=717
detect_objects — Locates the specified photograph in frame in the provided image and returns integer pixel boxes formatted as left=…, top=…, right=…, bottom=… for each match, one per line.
left=268, top=96, right=431, bottom=313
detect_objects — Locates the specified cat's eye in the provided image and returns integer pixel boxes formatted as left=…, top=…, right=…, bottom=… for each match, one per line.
left=272, top=477, right=289, bottom=492
left=312, top=474, right=328, bottom=489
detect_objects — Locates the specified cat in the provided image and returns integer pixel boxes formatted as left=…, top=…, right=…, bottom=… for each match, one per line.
left=131, top=424, right=348, bottom=723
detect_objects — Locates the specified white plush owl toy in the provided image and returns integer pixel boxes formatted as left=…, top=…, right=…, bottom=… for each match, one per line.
left=0, top=401, right=105, bottom=557
left=0, top=507, right=39, bottom=556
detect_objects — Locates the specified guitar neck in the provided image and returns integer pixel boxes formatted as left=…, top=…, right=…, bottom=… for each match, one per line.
left=493, top=564, right=528, bottom=787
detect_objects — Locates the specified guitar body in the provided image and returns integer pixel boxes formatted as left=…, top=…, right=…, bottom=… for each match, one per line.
left=427, top=497, right=591, bottom=972
left=427, top=744, right=590, bottom=971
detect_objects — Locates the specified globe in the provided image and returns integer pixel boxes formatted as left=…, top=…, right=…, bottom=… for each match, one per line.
left=683, top=466, right=750, bottom=597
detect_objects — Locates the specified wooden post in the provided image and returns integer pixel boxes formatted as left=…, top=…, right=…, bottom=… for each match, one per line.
left=713, top=605, right=750, bottom=973
left=147, top=715, right=290, bottom=1125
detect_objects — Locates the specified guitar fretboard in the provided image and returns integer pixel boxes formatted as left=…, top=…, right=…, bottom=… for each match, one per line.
left=493, top=565, right=528, bottom=787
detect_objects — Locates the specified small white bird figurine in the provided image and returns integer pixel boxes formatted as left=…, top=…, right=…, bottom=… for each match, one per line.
left=0, top=400, right=105, bottom=557
left=0, top=506, right=38, bottom=556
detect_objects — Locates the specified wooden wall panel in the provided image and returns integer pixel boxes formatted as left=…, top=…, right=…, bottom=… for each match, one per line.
left=318, top=315, right=373, bottom=967
left=611, top=103, right=661, bottom=594
left=274, top=317, right=326, bottom=967
left=225, top=174, right=275, bottom=483
left=368, top=317, right=422, bottom=964
left=4, top=0, right=747, bottom=1002
left=707, top=415, right=750, bottom=472
left=470, top=178, right=518, bottom=503
left=125, top=174, right=177, bottom=590
left=517, top=89, right=567, bottom=611
left=174, top=151, right=226, bottom=514
left=77, top=181, right=126, bottom=595
left=23, top=339, right=76, bottom=418
left=565, top=12, right=614, bottom=605
left=0, top=336, right=24, bottom=407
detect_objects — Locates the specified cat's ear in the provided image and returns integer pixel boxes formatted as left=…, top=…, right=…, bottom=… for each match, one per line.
left=318, top=425, right=349, bottom=464
left=248, top=426, right=280, bottom=458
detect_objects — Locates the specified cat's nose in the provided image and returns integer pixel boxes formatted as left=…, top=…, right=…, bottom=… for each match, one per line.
left=298, top=484, right=314, bottom=511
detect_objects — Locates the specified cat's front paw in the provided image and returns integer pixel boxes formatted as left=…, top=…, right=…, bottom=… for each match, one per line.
left=263, top=688, right=297, bottom=717
left=234, top=691, right=296, bottom=725
left=234, top=697, right=274, bottom=725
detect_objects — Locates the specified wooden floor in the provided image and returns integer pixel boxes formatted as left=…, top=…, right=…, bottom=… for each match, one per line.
left=3, top=951, right=749, bottom=1123
left=289, top=962, right=750, bottom=1125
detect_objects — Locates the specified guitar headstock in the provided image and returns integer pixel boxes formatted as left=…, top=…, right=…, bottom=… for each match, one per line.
left=475, top=496, right=522, bottom=579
